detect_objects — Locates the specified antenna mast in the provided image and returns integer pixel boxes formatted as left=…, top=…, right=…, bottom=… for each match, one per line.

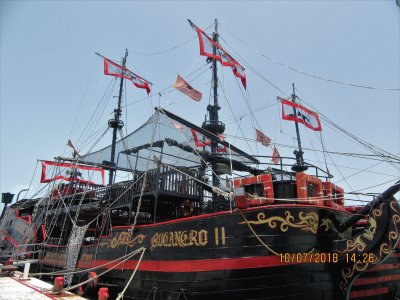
left=108, top=49, right=128, bottom=184
left=291, top=83, right=308, bottom=172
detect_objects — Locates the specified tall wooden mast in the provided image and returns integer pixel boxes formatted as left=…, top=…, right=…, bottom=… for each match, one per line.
left=202, top=19, right=226, bottom=200
left=108, top=49, right=128, bottom=184
left=291, top=83, right=308, bottom=172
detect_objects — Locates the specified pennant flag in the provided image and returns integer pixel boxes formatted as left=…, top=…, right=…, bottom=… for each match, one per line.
left=280, top=98, right=322, bottom=131
left=67, top=140, right=81, bottom=158
left=172, top=121, right=184, bottom=132
left=190, top=129, right=227, bottom=153
left=40, top=161, right=105, bottom=185
left=255, top=129, right=271, bottom=147
left=271, top=146, right=280, bottom=164
left=188, top=20, right=247, bottom=89
left=96, top=53, right=151, bottom=94
left=173, top=74, right=202, bottom=101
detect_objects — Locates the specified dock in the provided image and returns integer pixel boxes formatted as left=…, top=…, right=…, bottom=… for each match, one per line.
left=0, top=264, right=86, bottom=300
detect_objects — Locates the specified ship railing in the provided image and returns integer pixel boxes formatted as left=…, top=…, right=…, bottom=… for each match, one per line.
left=108, top=165, right=203, bottom=206
left=159, top=165, right=202, bottom=196
left=250, top=155, right=332, bottom=179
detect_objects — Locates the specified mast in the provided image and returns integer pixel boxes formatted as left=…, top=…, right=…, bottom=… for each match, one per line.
left=211, top=19, right=220, bottom=189
left=198, top=19, right=226, bottom=207
left=291, top=83, right=308, bottom=172
left=108, top=49, right=128, bottom=185
left=201, top=19, right=225, bottom=197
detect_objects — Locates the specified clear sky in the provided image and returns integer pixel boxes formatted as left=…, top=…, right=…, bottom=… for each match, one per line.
left=1, top=1, right=399, bottom=209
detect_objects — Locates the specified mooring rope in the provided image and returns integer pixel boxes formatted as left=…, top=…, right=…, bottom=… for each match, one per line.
left=63, top=247, right=146, bottom=293
left=115, top=247, right=146, bottom=300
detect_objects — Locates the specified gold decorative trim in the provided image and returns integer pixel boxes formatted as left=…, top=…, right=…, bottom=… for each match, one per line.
left=340, top=199, right=400, bottom=295
left=239, top=211, right=319, bottom=234
left=109, top=232, right=146, bottom=248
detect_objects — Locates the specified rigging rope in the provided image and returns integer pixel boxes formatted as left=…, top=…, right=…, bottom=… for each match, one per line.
left=129, top=34, right=197, bottom=56
left=222, top=26, right=400, bottom=91
left=76, top=78, right=116, bottom=150
left=238, top=209, right=279, bottom=256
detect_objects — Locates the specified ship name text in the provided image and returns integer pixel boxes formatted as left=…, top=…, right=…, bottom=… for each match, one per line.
left=151, top=229, right=208, bottom=250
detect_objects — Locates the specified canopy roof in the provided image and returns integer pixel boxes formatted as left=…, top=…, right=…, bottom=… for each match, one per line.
left=78, top=108, right=258, bottom=172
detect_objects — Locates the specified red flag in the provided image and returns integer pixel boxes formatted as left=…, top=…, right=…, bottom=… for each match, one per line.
left=189, top=21, right=246, bottom=89
left=97, top=53, right=151, bottom=94
left=271, top=146, right=280, bottom=164
left=173, top=74, right=202, bottom=101
left=220, top=50, right=247, bottom=89
left=255, top=129, right=271, bottom=147
left=40, top=161, right=105, bottom=185
left=67, top=140, right=81, bottom=158
left=280, top=98, right=322, bottom=131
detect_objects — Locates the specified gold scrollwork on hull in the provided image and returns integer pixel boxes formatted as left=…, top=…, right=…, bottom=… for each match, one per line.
left=239, top=211, right=319, bottom=234
left=109, top=232, right=146, bottom=248
left=340, top=200, right=400, bottom=295
left=342, top=208, right=379, bottom=254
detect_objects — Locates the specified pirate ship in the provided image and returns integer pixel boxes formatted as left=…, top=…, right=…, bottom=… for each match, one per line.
left=0, top=20, right=399, bottom=300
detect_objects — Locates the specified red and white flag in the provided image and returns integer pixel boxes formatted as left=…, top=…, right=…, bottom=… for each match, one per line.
left=255, top=129, right=271, bottom=147
left=189, top=20, right=247, bottom=89
left=280, top=98, right=322, bottom=131
left=220, top=50, right=247, bottom=89
left=173, top=74, right=202, bottom=101
left=40, top=161, right=105, bottom=185
left=67, top=140, right=81, bottom=158
left=97, top=53, right=151, bottom=94
left=271, top=146, right=280, bottom=164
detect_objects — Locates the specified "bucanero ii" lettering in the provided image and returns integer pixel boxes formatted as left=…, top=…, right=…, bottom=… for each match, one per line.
left=151, top=229, right=208, bottom=250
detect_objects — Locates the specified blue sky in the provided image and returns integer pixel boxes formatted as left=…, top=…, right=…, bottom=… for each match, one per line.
left=1, top=1, right=399, bottom=208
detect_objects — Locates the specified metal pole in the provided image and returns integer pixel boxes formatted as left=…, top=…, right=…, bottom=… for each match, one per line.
left=16, top=188, right=29, bottom=202
left=291, top=83, right=308, bottom=172
left=211, top=19, right=220, bottom=202
left=109, top=49, right=128, bottom=185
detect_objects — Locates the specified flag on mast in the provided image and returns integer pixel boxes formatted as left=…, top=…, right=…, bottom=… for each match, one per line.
left=271, top=146, right=280, bottom=164
left=173, top=74, right=202, bottom=101
left=40, top=160, right=105, bottom=185
left=67, top=140, right=81, bottom=158
left=255, top=129, right=271, bottom=147
left=96, top=53, right=151, bottom=94
left=188, top=20, right=247, bottom=89
left=280, top=97, right=322, bottom=131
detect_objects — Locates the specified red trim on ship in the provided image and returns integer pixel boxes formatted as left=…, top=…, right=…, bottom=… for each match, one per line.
left=353, top=273, right=400, bottom=286
left=349, top=287, right=388, bottom=299
left=4, top=232, right=19, bottom=246
left=15, top=210, right=32, bottom=224
left=113, top=204, right=351, bottom=229
left=86, top=256, right=298, bottom=272
left=366, top=263, right=400, bottom=272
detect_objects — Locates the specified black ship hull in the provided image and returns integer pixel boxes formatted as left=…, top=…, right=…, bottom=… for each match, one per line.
left=36, top=202, right=400, bottom=300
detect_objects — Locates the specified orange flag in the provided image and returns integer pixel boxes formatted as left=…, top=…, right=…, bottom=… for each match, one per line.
left=173, top=74, right=202, bottom=102
left=255, top=129, right=271, bottom=147
left=271, top=146, right=280, bottom=164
